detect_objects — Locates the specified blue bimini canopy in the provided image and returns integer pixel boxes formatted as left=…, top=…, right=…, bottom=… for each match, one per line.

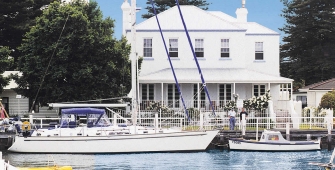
left=61, top=108, right=105, bottom=116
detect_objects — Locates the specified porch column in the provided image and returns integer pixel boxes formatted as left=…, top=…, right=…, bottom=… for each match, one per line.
left=268, top=83, right=270, bottom=91
left=161, top=82, right=164, bottom=105
left=290, top=82, right=293, bottom=100
left=233, top=83, right=236, bottom=95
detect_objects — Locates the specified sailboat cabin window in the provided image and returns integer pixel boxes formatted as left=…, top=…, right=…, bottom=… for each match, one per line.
left=195, top=39, right=204, bottom=57
left=255, top=42, right=263, bottom=60
left=221, top=39, right=230, bottom=58
left=143, top=39, right=152, bottom=57
left=169, top=39, right=178, bottom=57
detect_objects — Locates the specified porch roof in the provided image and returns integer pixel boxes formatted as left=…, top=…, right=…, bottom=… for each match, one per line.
left=139, top=68, right=293, bottom=84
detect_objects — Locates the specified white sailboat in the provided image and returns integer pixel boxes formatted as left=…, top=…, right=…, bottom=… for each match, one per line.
left=8, top=0, right=219, bottom=153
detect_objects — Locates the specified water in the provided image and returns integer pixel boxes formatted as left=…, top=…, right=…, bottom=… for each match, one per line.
left=2, top=150, right=333, bottom=170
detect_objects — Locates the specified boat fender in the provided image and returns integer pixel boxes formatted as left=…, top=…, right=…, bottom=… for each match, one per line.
left=96, top=132, right=101, bottom=135
left=77, top=133, right=82, bottom=136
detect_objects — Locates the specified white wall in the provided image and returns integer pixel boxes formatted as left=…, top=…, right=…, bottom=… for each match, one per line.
left=133, top=31, right=279, bottom=76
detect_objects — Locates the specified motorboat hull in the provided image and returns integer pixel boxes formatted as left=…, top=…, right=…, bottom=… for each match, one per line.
left=229, top=138, right=321, bottom=151
left=8, top=130, right=219, bottom=153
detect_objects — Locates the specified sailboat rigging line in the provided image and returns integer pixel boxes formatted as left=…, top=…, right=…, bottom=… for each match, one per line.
left=175, top=0, right=216, bottom=116
left=29, top=14, right=70, bottom=113
left=150, top=0, right=190, bottom=121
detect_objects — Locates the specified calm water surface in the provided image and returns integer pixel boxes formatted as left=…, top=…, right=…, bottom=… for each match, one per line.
left=2, top=149, right=333, bottom=170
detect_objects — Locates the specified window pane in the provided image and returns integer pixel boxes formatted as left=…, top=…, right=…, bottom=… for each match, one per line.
left=142, top=84, right=147, bottom=100
left=193, top=84, right=198, bottom=108
left=143, top=39, right=152, bottom=57
left=255, top=53, right=263, bottom=60
left=149, top=84, right=154, bottom=100
left=169, top=52, right=178, bottom=57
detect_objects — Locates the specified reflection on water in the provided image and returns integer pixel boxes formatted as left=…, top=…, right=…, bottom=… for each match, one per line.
left=2, top=150, right=333, bottom=170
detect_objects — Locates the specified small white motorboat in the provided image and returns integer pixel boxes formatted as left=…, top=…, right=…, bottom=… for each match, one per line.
left=229, top=130, right=321, bottom=151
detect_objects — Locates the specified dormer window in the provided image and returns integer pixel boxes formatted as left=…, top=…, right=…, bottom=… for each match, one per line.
left=255, top=42, right=263, bottom=60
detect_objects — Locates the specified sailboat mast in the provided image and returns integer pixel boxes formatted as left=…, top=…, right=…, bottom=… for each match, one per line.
left=130, top=0, right=137, bottom=126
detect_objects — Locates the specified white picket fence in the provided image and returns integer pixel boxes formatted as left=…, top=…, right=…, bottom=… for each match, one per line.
left=16, top=107, right=333, bottom=131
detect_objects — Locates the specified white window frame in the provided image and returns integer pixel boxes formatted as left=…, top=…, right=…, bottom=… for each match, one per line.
left=141, top=84, right=155, bottom=101
left=143, top=38, right=152, bottom=57
left=255, top=42, right=264, bottom=60
left=167, top=84, right=180, bottom=108
left=195, top=39, right=204, bottom=57
left=218, top=84, right=232, bottom=106
left=193, top=84, right=206, bottom=108
left=221, top=39, right=230, bottom=58
left=169, top=38, right=178, bottom=57
left=253, top=84, right=266, bottom=97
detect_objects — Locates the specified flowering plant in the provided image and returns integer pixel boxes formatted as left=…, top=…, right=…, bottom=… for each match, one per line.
left=223, top=100, right=237, bottom=111
left=243, top=90, right=271, bottom=111
left=146, top=102, right=170, bottom=113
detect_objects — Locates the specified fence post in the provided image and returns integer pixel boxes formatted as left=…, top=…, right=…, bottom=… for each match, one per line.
left=29, top=114, right=33, bottom=124
left=286, top=122, right=290, bottom=141
left=241, top=114, right=246, bottom=138
left=155, top=113, right=158, bottom=133
left=200, top=113, right=203, bottom=130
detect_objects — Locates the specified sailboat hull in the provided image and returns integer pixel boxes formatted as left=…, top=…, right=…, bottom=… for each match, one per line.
left=8, top=130, right=219, bottom=153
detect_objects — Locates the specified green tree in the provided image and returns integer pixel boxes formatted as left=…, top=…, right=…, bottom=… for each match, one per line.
left=0, top=46, right=13, bottom=93
left=14, top=1, right=131, bottom=107
left=0, top=0, right=54, bottom=70
left=142, top=0, right=210, bottom=19
left=280, top=0, right=335, bottom=86
left=319, top=91, right=335, bottom=109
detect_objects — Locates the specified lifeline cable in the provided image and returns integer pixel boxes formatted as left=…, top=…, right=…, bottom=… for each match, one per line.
left=150, top=0, right=190, bottom=121
left=175, top=0, right=216, bottom=116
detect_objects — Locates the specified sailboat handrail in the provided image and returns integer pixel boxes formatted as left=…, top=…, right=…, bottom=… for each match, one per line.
left=175, top=0, right=216, bottom=116
left=150, top=0, right=190, bottom=121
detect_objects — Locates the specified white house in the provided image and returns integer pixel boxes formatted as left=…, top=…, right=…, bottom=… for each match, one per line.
left=297, top=78, right=335, bottom=107
left=121, top=1, right=293, bottom=115
left=1, top=71, right=29, bottom=116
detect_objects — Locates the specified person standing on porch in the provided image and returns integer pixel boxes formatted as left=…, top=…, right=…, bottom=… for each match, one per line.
left=228, top=109, right=236, bottom=130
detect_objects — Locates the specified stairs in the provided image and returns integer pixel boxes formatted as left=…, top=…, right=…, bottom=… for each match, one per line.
left=31, top=107, right=59, bottom=118
left=275, top=109, right=292, bottom=128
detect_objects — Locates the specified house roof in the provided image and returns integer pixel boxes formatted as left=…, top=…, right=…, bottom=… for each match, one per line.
left=299, top=78, right=335, bottom=91
left=131, top=6, right=278, bottom=35
left=135, top=6, right=245, bottom=32
left=208, top=11, right=279, bottom=35
left=2, top=71, right=21, bottom=89
left=139, top=68, right=292, bottom=84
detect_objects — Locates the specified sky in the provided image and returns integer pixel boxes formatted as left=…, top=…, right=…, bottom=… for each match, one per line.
left=95, top=0, right=286, bottom=41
